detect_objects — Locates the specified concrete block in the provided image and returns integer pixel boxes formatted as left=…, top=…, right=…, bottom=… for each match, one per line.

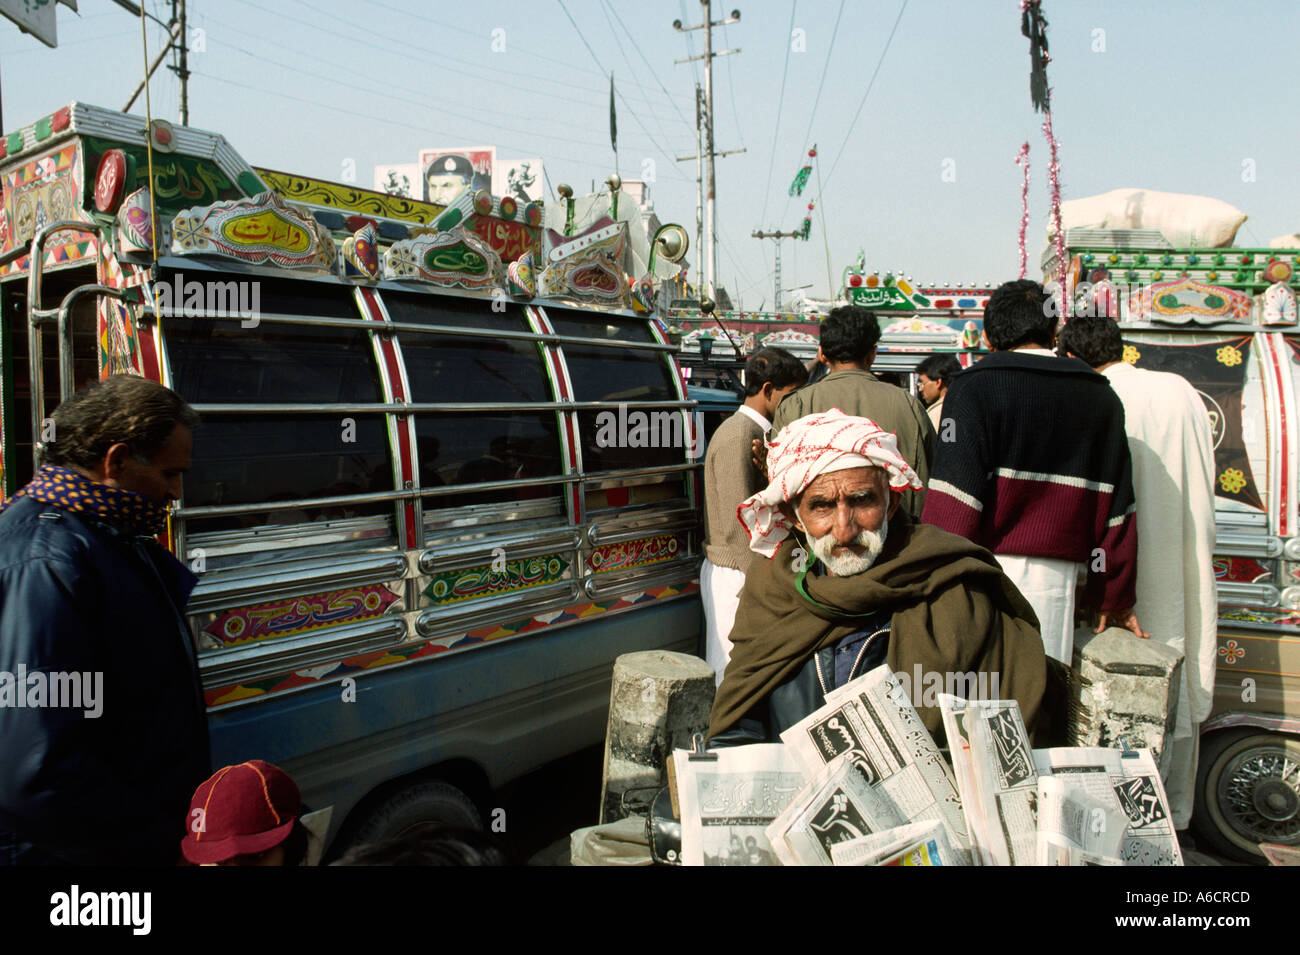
left=599, top=650, right=715, bottom=824
left=1069, top=626, right=1184, bottom=775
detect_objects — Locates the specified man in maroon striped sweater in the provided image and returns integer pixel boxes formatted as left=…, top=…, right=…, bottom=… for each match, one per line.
left=921, top=279, right=1146, bottom=664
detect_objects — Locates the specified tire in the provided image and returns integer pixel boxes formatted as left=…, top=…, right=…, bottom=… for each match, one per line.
left=1192, top=729, right=1300, bottom=864
left=347, top=781, right=483, bottom=850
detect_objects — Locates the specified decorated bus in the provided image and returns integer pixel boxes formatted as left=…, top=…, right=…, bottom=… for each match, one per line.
left=1045, top=227, right=1300, bottom=861
left=0, top=102, right=700, bottom=855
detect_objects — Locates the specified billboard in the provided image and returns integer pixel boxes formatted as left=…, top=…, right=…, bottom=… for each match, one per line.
left=493, top=158, right=544, bottom=204
left=418, top=146, right=495, bottom=204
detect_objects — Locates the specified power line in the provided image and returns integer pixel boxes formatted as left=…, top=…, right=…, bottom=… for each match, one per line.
left=189, top=69, right=614, bottom=173
left=556, top=0, right=694, bottom=184
left=824, top=0, right=908, bottom=189
left=759, top=0, right=797, bottom=226
left=720, top=21, right=746, bottom=149
left=206, top=25, right=633, bottom=153
left=599, top=0, right=680, bottom=172
left=779, top=0, right=846, bottom=228
left=603, top=0, right=696, bottom=134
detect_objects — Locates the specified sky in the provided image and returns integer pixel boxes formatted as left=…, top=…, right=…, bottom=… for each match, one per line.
left=2, top=0, right=1298, bottom=308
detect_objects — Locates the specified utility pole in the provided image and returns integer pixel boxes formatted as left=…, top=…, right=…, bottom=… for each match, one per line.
left=172, top=0, right=189, bottom=125
left=752, top=229, right=802, bottom=310
left=674, top=2, right=741, bottom=303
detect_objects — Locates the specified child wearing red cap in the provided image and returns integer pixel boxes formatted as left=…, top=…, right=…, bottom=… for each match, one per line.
left=181, top=761, right=309, bottom=866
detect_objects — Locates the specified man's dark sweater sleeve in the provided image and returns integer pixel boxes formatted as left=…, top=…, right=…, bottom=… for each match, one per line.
left=920, top=375, right=990, bottom=541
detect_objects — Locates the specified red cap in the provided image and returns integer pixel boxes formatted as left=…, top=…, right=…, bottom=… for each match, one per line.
left=181, top=761, right=301, bottom=864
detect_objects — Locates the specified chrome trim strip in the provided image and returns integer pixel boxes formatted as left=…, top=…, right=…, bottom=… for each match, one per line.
left=1217, top=582, right=1282, bottom=607
left=415, top=581, right=580, bottom=637
left=188, top=553, right=409, bottom=613
left=198, top=615, right=407, bottom=689
left=418, top=529, right=581, bottom=573
left=1214, top=533, right=1283, bottom=559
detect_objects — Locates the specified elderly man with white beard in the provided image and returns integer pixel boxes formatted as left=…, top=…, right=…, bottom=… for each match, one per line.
left=708, top=410, right=1053, bottom=747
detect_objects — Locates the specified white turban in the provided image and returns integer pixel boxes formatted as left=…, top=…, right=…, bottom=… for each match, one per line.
left=737, top=408, right=922, bottom=558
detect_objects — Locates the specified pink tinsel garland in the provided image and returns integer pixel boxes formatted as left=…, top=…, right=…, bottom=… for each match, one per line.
left=1042, top=107, right=1066, bottom=314
left=1015, top=142, right=1030, bottom=279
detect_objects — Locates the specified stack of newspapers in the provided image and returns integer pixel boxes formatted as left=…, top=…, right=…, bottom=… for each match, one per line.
left=671, top=664, right=1183, bottom=866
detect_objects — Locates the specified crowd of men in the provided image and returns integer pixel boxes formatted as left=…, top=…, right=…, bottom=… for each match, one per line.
left=0, top=278, right=1218, bottom=864
left=702, top=279, right=1217, bottom=831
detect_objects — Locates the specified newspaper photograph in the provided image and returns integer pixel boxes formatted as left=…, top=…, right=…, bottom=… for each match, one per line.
left=780, top=664, right=970, bottom=854
left=765, top=751, right=904, bottom=865
left=937, top=693, right=995, bottom=865
left=673, top=743, right=806, bottom=866
left=964, top=699, right=1038, bottom=866
left=1034, top=775, right=1126, bottom=864
left=1034, top=747, right=1183, bottom=866
left=830, top=819, right=969, bottom=867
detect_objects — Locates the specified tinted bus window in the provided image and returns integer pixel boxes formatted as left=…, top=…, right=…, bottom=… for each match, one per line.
left=381, top=290, right=527, bottom=332
left=402, top=335, right=550, bottom=404
left=563, top=347, right=676, bottom=403
left=416, top=411, right=561, bottom=507
left=546, top=308, right=656, bottom=343
left=166, top=319, right=382, bottom=404
left=575, top=408, right=687, bottom=473
left=164, top=318, right=393, bottom=530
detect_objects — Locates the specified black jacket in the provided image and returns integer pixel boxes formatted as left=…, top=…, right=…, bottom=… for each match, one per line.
left=0, top=496, right=209, bottom=865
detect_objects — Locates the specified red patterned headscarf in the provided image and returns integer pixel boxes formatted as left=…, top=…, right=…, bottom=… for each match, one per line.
left=738, top=409, right=921, bottom=558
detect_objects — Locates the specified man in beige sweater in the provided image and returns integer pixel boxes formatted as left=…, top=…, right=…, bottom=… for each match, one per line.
left=771, top=306, right=936, bottom=520
left=703, top=347, right=808, bottom=684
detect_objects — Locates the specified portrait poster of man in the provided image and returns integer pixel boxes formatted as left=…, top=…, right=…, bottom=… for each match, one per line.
left=372, top=162, right=420, bottom=199
left=419, top=146, right=495, bottom=204
left=493, top=158, right=544, bottom=203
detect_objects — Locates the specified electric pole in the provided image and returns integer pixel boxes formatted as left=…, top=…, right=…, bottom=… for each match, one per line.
left=752, top=229, right=802, bottom=310
left=674, top=3, right=742, bottom=303
left=172, top=0, right=189, bottom=126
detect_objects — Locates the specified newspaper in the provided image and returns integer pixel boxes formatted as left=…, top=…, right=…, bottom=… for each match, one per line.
left=937, top=694, right=995, bottom=865
left=673, top=743, right=806, bottom=866
left=765, top=751, right=905, bottom=865
left=779, top=664, right=970, bottom=857
left=1034, top=775, right=1126, bottom=864
left=1034, top=747, right=1183, bottom=866
left=1038, top=834, right=1125, bottom=866
left=963, top=698, right=1038, bottom=866
left=830, top=819, right=970, bottom=867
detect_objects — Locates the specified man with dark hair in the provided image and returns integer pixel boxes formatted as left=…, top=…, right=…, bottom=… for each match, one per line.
left=922, top=280, right=1145, bottom=665
left=915, top=353, right=962, bottom=430
left=702, top=347, right=808, bottom=683
left=0, top=375, right=210, bottom=865
left=1059, top=316, right=1216, bottom=829
left=771, top=306, right=935, bottom=519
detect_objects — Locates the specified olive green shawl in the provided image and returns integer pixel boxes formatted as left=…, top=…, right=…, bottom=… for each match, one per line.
left=708, top=516, right=1049, bottom=741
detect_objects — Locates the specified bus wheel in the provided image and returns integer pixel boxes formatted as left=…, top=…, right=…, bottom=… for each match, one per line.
left=348, top=781, right=483, bottom=848
left=1192, top=729, right=1300, bottom=864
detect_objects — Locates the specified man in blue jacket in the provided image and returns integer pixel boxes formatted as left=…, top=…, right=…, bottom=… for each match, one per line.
left=0, top=375, right=209, bottom=865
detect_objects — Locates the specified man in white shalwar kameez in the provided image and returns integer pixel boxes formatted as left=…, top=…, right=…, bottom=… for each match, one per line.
left=1061, top=317, right=1218, bottom=828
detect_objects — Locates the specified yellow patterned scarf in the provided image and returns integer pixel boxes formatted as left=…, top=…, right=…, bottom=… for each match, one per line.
left=1, top=464, right=170, bottom=536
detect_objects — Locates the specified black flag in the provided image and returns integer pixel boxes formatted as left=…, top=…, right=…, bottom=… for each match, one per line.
left=609, top=72, right=618, bottom=159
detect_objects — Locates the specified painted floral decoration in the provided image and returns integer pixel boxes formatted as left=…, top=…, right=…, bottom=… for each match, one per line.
left=1122, top=344, right=1140, bottom=365
left=1219, top=468, right=1247, bottom=494
left=1216, top=345, right=1243, bottom=367
left=1217, top=639, right=1245, bottom=664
